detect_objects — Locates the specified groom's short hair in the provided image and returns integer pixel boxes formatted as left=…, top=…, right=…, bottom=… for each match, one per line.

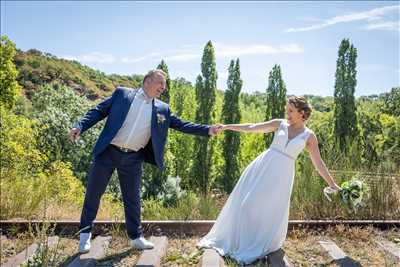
left=143, top=69, right=167, bottom=84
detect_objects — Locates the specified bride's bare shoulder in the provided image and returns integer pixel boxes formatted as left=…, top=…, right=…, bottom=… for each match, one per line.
left=305, top=128, right=318, bottom=146
left=277, top=119, right=287, bottom=127
left=266, top=119, right=285, bottom=132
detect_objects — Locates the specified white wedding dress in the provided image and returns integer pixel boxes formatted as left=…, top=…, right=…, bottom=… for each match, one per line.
left=197, top=119, right=312, bottom=265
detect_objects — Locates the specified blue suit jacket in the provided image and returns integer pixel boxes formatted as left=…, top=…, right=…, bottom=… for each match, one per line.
left=74, top=87, right=210, bottom=170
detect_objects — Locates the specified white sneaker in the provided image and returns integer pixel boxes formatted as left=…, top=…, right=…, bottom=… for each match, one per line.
left=79, top=232, right=91, bottom=253
left=130, top=236, right=154, bottom=250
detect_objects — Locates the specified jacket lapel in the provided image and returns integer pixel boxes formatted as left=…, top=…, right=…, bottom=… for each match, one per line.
left=127, top=89, right=138, bottom=105
left=117, top=89, right=139, bottom=131
left=122, top=89, right=138, bottom=118
left=151, top=99, right=159, bottom=133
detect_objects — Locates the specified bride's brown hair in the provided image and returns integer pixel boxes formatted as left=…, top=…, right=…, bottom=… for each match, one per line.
left=287, top=96, right=312, bottom=121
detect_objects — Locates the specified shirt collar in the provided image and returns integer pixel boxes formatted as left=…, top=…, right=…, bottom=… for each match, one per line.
left=137, top=88, right=153, bottom=103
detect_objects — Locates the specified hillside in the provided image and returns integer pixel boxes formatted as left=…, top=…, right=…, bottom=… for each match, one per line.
left=14, top=48, right=143, bottom=100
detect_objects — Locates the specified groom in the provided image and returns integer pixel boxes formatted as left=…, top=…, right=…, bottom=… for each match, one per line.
left=69, top=69, right=221, bottom=252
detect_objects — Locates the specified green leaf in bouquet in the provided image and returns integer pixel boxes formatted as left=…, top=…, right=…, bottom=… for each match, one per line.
left=338, top=175, right=370, bottom=213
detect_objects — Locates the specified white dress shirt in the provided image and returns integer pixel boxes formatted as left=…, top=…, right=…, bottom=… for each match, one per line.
left=110, top=88, right=153, bottom=151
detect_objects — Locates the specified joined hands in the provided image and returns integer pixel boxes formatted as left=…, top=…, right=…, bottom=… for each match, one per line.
left=208, top=124, right=226, bottom=136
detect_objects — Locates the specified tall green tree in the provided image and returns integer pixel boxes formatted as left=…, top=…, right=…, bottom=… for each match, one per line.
left=219, top=59, right=242, bottom=193
left=333, top=39, right=359, bottom=152
left=265, top=64, right=287, bottom=147
left=157, top=60, right=171, bottom=103
left=381, top=87, right=400, bottom=117
left=0, top=35, right=22, bottom=110
left=169, top=79, right=196, bottom=185
left=191, top=41, right=217, bottom=195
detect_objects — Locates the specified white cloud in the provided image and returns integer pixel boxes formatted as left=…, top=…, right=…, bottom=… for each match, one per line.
left=285, top=5, right=400, bottom=32
left=61, top=52, right=116, bottom=64
left=121, top=52, right=162, bottom=63
left=364, top=20, right=400, bottom=31
left=122, top=46, right=202, bottom=63
left=61, top=55, right=77, bottom=61
left=277, top=44, right=304, bottom=54
left=170, top=70, right=197, bottom=81
left=218, top=70, right=229, bottom=80
left=164, top=53, right=201, bottom=62
left=214, top=42, right=304, bottom=57
left=61, top=43, right=303, bottom=66
left=161, top=42, right=303, bottom=62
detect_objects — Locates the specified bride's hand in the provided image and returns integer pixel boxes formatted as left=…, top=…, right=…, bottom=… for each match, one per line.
left=329, top=183, right=342, bottom=192
left=215, top=124, right=229, bottom=132
left=220, top=124, right=230, bottom=131
left=209, top=124, right=224, bottom=136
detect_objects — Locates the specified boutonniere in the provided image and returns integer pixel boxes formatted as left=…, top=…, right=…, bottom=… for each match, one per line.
left=157, top=113, right=166, bottom=124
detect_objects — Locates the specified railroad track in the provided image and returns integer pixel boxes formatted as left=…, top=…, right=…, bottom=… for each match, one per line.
left=1, top=219, right=399, bottom=235
left=1, top=220, right=399, bottom=267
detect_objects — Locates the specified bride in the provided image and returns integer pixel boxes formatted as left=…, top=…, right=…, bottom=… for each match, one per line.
left=197, top=96, right=341, bottom=265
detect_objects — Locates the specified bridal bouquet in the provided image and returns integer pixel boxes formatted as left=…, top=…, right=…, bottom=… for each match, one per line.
left=323, top=176, right=369, bottom=213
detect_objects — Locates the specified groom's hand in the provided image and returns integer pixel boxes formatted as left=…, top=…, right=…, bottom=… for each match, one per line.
left=208, top=124, right=223, bottom=136
left=69, top=127, right=81, bottom=142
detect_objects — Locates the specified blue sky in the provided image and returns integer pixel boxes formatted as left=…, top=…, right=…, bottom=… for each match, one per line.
left=1, top=1, right=399, bottom=96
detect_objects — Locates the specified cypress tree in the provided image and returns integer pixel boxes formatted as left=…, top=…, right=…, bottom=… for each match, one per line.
left=333, top=39, right=358, bottom=153
left=191, top=41, right=217, bottom=195
left=265, top=64, right=287, bottom=147
left=220, top=59, right=242, bottom=193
